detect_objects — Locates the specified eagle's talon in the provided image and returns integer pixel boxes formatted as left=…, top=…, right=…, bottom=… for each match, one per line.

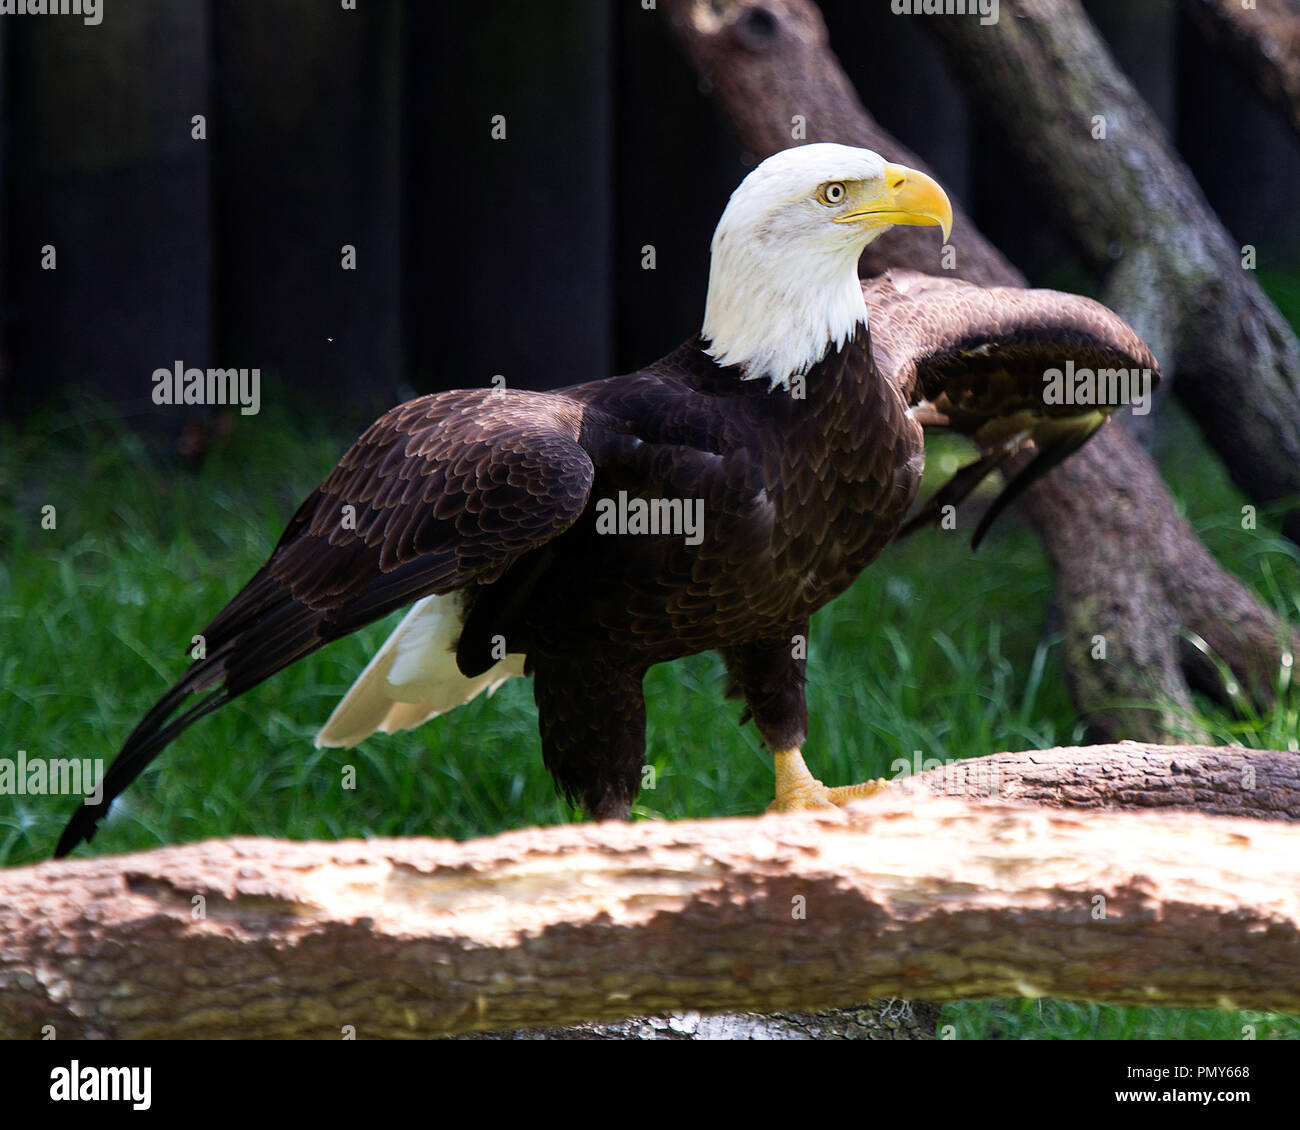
left=769, top=748, right=889, bottom=812
left=767, top=782, right=839, bottom=813
left=823, top=778, right=890, bottom=805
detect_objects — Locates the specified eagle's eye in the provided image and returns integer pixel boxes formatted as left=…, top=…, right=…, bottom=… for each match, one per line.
left=818, top=181, right=846, bottom=206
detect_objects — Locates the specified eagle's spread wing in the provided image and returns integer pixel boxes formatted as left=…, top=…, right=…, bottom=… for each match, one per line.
left=55, top=390, right=595, bottom=856
left=864, top=270, right=1160, bottom=546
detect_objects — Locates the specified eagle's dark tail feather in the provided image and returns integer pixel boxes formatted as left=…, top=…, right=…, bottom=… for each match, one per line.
left=895, top=447, right=1013, bottom=541
left=54, top=680, right=233, bottom=858
left=969, top=427, right=1096, bottom=550
left=54, top=573, right=332, bottom=858
left=897, top=425, right=1099, bottom=550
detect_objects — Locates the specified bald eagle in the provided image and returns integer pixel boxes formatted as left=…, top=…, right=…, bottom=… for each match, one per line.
left=56, top=144, right=1158, bottom=856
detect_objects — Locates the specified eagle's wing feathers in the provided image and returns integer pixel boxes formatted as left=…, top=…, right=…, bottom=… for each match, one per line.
left=55, top=389, right=594, bottom=855
left=212, top=391, right=593, bottom=639
left=865, top=270, right=1160, bottom=546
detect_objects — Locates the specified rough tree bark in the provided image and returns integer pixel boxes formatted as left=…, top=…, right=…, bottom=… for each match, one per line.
left=3, top=745, right=1298, bottom=1040
left=1186, top=0, right=1300, bottom=144
left=662, top=0, right=1299, bottom=739
left=887, top=742, right=1300, bottom=820
left=458, top=1000, right=941, bottom=1041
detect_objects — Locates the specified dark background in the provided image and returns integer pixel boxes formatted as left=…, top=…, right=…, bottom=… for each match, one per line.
left=2, top=0, right=1297, bottom=435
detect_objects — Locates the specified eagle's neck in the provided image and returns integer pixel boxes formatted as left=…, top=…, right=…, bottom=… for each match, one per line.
left=700, top=229, right=868, bottom=390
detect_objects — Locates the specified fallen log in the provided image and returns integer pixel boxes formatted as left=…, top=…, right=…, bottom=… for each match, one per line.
left=3, top=744, right=1297, bottom=1039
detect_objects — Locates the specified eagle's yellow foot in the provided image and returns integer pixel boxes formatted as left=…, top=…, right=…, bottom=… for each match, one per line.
left=768, top=747, right=889, bottom=813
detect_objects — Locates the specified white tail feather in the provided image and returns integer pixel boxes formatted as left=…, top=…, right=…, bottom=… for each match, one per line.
left=314, top=593, right=524, bottom=749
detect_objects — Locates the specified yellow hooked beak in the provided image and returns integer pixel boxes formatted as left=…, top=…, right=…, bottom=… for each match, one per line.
left=835, top=162, right=953, bottom=243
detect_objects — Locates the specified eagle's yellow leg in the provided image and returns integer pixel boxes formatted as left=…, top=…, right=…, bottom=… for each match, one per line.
left=768, top=748, right=889, bottom=812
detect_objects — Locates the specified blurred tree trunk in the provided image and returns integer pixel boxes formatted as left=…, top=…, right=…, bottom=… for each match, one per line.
left=1185, top=0, right=1300, bottom=144
left=926, top=0, right=1300, bottom=543
left=1176, top=0, right=1300, bottom=273
left=661, top=0, right=1298, bottom=741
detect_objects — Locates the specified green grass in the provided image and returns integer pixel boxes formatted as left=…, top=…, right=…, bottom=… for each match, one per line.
left=1, top=385, right=1296, bottom=1040
left=942, top=1001, right=1300, bottom=1041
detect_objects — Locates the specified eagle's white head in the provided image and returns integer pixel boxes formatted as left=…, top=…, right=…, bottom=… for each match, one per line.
left=701, top=143, right=953, bottom=389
